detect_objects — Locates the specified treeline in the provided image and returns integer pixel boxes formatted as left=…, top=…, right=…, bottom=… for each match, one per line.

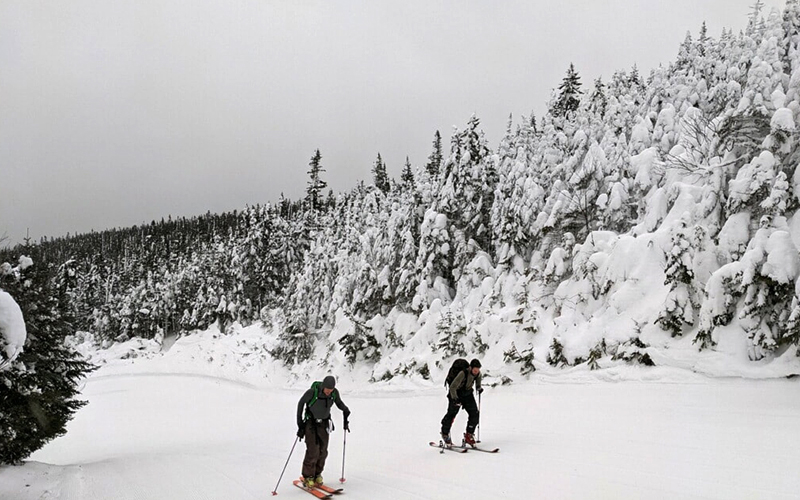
left=2, top=201, right=309, bottom=341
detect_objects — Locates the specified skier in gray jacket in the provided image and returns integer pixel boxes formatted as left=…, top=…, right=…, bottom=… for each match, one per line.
left=296, top=375, right=350, bottom=488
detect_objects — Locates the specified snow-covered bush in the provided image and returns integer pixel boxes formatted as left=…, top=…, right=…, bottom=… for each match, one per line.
left=611, top=337, right=654, bottom=366
left=587, top=339, right=608, bottom=370
left=546, top=337, right=568, bottom=367
left=503, top=342, right=536, bottom=375
left=695, top=224, right=800, bottom=357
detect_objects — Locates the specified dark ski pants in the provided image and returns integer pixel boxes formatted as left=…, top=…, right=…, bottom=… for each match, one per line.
left=440, top=391, right=479, bottom=436
left=301, top=420, right=330, bottom=479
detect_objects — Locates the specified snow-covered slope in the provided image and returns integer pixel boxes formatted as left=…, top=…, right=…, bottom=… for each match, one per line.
left=66, top=320, right=800, bottom=392
left=1, top=364, right=798, bottom=500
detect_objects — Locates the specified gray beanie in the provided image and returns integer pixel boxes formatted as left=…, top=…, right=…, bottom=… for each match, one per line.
left=322, top=375, right=336, bottom=389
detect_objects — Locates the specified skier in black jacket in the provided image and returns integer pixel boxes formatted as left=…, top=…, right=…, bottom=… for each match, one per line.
left=296, top=375, right=350, bottom=488
left=441, top=358, right=482, bottom=446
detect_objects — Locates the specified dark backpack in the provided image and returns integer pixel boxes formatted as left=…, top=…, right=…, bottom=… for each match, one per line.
left=444, top=358, right=470, bottom=388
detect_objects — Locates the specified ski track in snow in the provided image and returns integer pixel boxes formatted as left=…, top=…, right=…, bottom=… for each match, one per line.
left=1, top=373, right=799, bottom=500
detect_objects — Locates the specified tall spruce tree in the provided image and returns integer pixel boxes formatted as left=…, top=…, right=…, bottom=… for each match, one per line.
left=747, top=0, right=766, bottom=36
left=401, top=156, right=415, bottom=188
left=781, top=0, right=800, bottom=75
left=589, top=77, right=608, bottom=118
left=437, top=115, right=496, bottom=281
left=305, top=149, right=327, bottom=211
left=553, top=63, right=583, bottom=117
left=425, top=131, right=443, bottom=177
left=372, top=153, right=390, bottom=193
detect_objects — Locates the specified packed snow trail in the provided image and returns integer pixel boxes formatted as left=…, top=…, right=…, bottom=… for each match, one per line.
left=1, top=374, right=799, bottom=500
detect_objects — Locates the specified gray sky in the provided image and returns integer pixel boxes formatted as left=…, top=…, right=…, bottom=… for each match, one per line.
left=0, top=0, right=785, bottom=246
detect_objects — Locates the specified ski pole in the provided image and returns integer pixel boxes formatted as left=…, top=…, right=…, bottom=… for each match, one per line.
left=477, top=391, right=482, bottom=443
left=271, top=436, right=300, bottom=496
left=339, top=426, right=347, bottom=483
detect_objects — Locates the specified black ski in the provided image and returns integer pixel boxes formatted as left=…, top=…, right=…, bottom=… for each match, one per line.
left=429, top=441, right=468, bottom=453
left=453, top=444, right=500, bottom=453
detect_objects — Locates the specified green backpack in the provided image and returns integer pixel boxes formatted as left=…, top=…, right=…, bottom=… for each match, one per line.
left=305, top=380, right=337, bottom=417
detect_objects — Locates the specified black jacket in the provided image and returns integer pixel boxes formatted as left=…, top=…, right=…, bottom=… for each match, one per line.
left=297, top=387, right=350, bottom=428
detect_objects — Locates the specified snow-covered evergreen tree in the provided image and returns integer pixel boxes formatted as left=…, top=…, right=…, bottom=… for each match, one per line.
left=401, top=156, right=415, bottom=188
left=434, top=307, right=467, bottom=358
left=372, top=153, right=390, bottom=193
left=306, top=149, right=328, bottom=211
left=338, top=313, right=381, bottom=365
left=437, top=115, right=497, bottom=282
left=491, top=115, right=544, bottom=267
left=552, top=63, right=583, bottom=117
left=546, top=337, right=568, bottom=367
left=0, top=257, right=94, bottom=464
left=656, top=218, right=699, bottom=337
left=425, top=130, right=443, bottom=177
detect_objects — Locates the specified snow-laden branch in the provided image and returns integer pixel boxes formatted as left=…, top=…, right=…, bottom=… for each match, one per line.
left=0, top=289, right=26, bottom=370
left=0, top=256, right=32, bottom=370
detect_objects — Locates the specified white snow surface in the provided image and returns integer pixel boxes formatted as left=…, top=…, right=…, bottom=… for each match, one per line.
left=0, top=326, right=799, bottom=500
left=0, top=288, right=26, bottom=366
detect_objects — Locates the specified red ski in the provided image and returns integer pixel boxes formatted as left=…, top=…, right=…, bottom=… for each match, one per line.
left=292, top=480, right=331, bottom=499
left=295, top=477, right=344, bottom=496
left=313, top=483, right=344, bottom=495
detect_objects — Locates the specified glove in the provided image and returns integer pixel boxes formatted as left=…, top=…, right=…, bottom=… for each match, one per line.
left=297, top=426, right=304, bottom=439
left=478, top=387, right=484, bottom=395
left=454, top=399, right=462, bottom=406
left=342, top=412, right=350, bottom=432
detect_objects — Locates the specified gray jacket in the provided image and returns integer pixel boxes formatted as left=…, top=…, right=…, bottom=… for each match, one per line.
left=297, top=387, right=350, bottom=428
left=449, top=370, right=482, bottom=400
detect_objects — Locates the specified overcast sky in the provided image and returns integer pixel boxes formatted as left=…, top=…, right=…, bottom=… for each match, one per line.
left=0, top=0, right=786, bottom=246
